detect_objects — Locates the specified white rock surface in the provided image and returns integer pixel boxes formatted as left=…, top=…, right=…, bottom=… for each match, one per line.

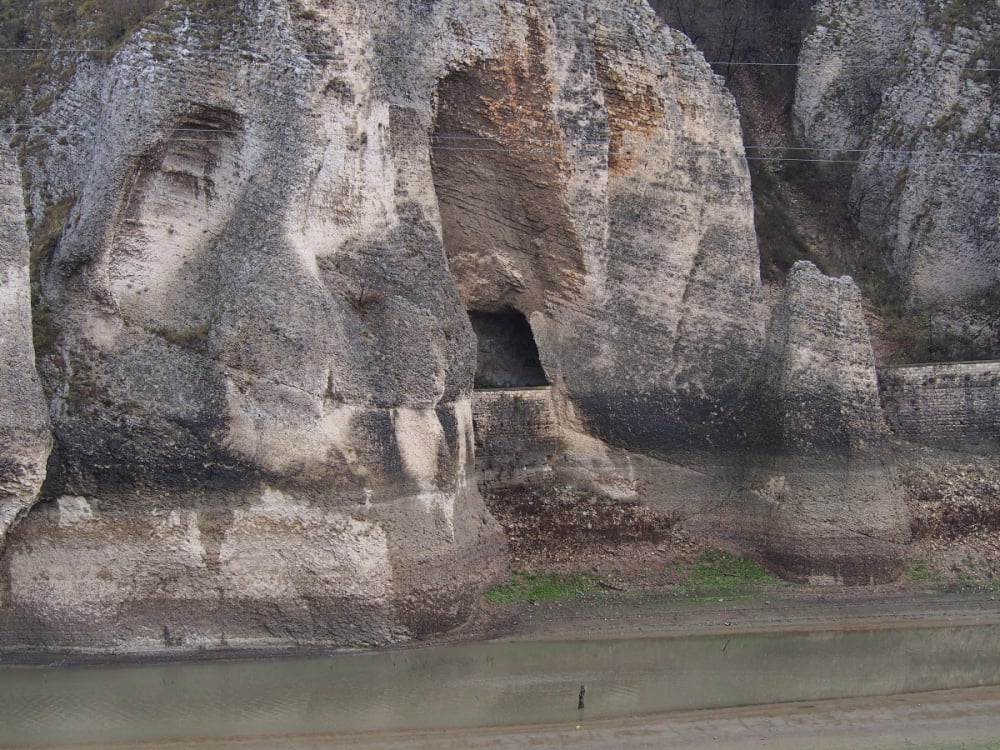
left=0, top=0, right=911, bottom=652
left=0, top=145, right=52, bottom=555
left=795, top=0, right=1000, bottom=357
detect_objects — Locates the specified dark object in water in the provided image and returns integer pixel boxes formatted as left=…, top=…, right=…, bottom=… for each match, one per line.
left=578, top=684, right=586, bottom=710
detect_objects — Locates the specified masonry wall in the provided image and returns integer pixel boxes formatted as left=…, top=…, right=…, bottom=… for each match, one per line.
left=471, top=388, right=561, bottom=491
left=879, top=362, right=1000, bottom=451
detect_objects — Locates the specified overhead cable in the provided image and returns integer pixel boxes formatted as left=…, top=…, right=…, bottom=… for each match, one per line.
left=8, top=126, right=999, bottom=159
left=2, top=45, right=998, bottom=73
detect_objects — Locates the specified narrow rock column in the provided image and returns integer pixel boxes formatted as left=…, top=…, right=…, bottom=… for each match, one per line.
left=0, top=145, right=52, bottom=552
left=745, top=261, right=909, bottom=583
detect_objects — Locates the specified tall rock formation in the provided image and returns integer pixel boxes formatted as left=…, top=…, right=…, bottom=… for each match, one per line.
left=795, top=0, right=1000, bottom=359
left=739, top=262, right=908, bottom=583
left=0, top=146, right=51, bottom=554
left=4, top=0, right=514, bottom=652
left=0, top=0, right=909, bottom=653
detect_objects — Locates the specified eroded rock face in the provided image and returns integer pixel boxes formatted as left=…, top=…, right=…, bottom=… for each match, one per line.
left=429, top=4, right=767, bottom=458
left=739, top=262, right=908, bottom=583
left=5, top=0, right=513, bottom=652
left=1, top=0, right=912, bottom=653
left=795, top=0, right=1000, bottom=358
left=0, top=146, right=51, bottom=553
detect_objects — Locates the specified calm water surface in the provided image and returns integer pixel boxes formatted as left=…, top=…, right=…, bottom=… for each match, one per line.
left=1, top=625, right=998, bottom=747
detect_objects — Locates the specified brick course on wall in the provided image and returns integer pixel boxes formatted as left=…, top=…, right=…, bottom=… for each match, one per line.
left=879, top=361, right=1000, bottom=451
left=471, top=388, right=561, bottom=491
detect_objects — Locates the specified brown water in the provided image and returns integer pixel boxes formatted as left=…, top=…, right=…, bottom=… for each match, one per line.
left=1, top=625, right=998, bottom=747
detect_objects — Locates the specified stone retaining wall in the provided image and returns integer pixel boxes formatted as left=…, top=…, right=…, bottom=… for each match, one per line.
left=471, top=388, right=561, bottom=491
left=879, top=362, right=1000, bottom=451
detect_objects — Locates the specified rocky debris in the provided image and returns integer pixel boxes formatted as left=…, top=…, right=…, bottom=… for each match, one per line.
left=906, top=461, right=1000, bottom=541
left=483, top=483, right=702, bottom=591
left=896, top=454, right=1000, bottom=585
left=485, top=484, right=675, bottom=556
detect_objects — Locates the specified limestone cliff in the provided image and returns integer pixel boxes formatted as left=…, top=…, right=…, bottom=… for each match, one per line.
left=5, top=0, right=514, bottom=651
left=0, top=146, right=51, bottom=552
left=0, top=0, right=910, bottom=653
left=795, top=0, right=1000, bottom=359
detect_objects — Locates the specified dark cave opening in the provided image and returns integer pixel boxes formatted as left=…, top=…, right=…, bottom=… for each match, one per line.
left=429, top=59, right=577, bottom=391
left=470, top=311, right=549, bottom=389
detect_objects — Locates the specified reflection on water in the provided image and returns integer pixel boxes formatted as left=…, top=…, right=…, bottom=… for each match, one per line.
left=1, top=625, right=998, bottom=747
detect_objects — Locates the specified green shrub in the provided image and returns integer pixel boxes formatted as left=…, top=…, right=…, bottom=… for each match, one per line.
left=31, top=300, right=58, bottom=355
left=750, top=161, right=828, bottom=281
left=484, top=570, right=598, bottom=604
left=675, top=548, right=780, bottom=599
left=902, top=558, right=943, bottom=584
left=27, top=194, right=75, bottom=358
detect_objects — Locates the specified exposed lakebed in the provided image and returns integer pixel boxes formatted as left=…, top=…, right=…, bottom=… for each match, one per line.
left=1, top=623, right=999, bottom=747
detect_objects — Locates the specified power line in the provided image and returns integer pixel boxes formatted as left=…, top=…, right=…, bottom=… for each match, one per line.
left=8, top=135, right=997, bottom=168
left=745, top=146, right=1000, bottom=157
left=3, top=45, right=999, bottom=73
left=9, top=125, right=999, bottom=155
left=0, top=47, right=107, bottom=53
left=746, top=157, right=995, bottom=168
left=706, top=61, right=1000, bottom=72
left=8, top=127, right=996, bottom=163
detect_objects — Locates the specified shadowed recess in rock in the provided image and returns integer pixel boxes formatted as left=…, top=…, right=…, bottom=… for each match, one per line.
left=470, top=311, right=549, bottom=389
left=430, top=32, right=585, bottom=316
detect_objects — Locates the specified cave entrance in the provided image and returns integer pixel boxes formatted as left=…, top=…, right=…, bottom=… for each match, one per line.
left=429, top=52, right=584, bottom=393
left=470, top=311, right=549, bottom=389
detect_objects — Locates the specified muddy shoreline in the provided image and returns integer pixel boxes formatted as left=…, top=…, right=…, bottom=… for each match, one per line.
left=309, top=686, right=1000, bottom=750
left=4, top=461, right=999, bottom=668
left=3, top=586, right=999, bottom=750
left=4, top=583, right=998, bottom=668
left=474, top=585, right=1000, bottom=643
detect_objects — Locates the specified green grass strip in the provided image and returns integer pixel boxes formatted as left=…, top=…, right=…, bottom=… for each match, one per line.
left=484, top=570, right=598, bottom=604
